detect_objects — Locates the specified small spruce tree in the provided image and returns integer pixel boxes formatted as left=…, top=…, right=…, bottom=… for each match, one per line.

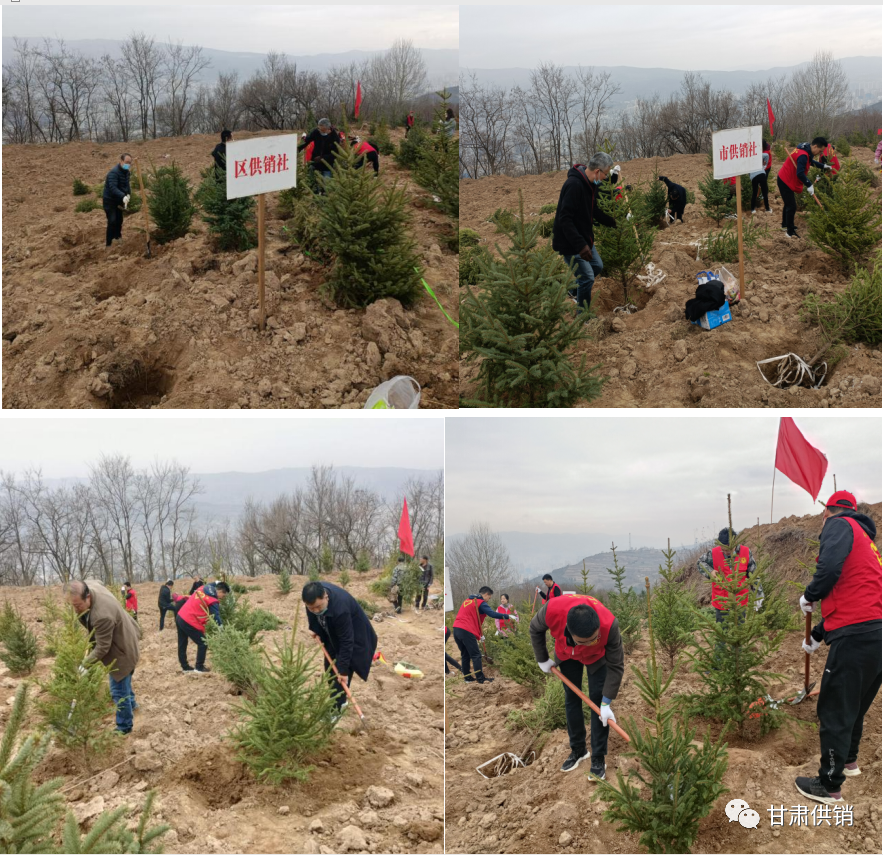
left=395, top=125, right=429, bottom=169
left=578, top=560, right=594, bottom=595
left=651, top=541, right=696, bottom=669
left=355, top=549, right=371, bottom=573
left=205, top=624, right=264, bottom=698
left=594, top=577, right=729, bottom=855
left=338, top=569, right=351, bottom=588
left=642, top=165, right=668, bottom=224
left=320, top=544, right=334, bottom=574
left=196, top=167, right=257, bottom=251
left=277, top=567, right=292, bottom=595
left=414, top=88, right=459, bottom=219
left=319, top=144, right=423, bottom=308
left=0, top=602, right=38, bottom=676
left=605, top=544, right=643, bottom=655
left=147, top=162, right=196, bottom=243
left=72, top=178, right=90, bottom=196
left=459, top=195, right=607, bottom=407
left=698, top=170, right=735, bottom=224
left=230, top=623, right=338, bottom=784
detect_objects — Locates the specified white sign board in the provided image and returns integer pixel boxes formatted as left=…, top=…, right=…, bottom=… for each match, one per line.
left=444, top=568, right=453, bottom=612
left=226, top=134, right=298, bottom=200
left=712, top=125, right=763, bottom=180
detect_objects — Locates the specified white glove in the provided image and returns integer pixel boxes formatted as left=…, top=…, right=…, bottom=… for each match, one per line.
left=754, top=597, right=764, bottom=613
left=77, top=665, right=88, bottom=677
left=538, top=659, right=555, bottom=673
left=535, top=587, right=541, bottom=594
left=510, top=614, right=520, bottom=623
left=599, top=703, right=616, bottom=727
left=823, top=164, right=833, bottom=170
left=799, top=595, right=814, bottom=614
left=626, top=212, right=632, bottom=221
left=122, top=195, right=131, bottom=209
left=480, top=635, right=485, bottom=642
left=806, top=185, right=815, bottom=196
left=802, top=638, right=821, bottom=655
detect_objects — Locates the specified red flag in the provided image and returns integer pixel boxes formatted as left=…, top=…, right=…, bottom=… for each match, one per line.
left=354, top=81, right=363, bottom=119
left=775, top=417, right=827, bottom=500
left=398, top=498, right=414, bottom=556
left=766, top=98, right=775, bottom=137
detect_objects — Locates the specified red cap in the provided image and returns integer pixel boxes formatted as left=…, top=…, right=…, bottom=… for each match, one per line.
left=825, top=490, right=857, bottom=511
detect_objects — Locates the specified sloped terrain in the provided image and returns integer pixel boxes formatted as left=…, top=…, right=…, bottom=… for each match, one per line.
left=2, top=129, right=458, bottom=408
left=0, top=570, right=444, bottom=854
left=460, top=148, right=881, bottom=408
left=445, top=503, right=883, bottom=854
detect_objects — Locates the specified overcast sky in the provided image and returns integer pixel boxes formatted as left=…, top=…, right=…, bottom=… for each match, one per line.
left=446, top=417, right=882, bottom=545
left=2, top=5, right=458, bottom=53
left=0, top=418, right=444, bottom=478
left=461, top=5, right=881, bottom=70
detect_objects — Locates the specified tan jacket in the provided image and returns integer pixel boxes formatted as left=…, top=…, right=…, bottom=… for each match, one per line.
left=78, top=580, right=141, bottom=679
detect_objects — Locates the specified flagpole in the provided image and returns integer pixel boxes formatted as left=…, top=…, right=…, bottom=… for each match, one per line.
left=770, top=465, right=776, bottom=525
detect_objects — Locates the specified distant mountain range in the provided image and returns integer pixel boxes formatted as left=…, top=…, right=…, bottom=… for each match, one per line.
left=533, top=546, right=691, bottom=591
left=460, top=55, right=882, bottom=110
left=2, top=37, right=459, bottom=89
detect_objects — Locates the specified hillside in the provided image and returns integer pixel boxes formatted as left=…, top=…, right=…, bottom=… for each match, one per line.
left=2, top=127, right=458, bottom=409
left=0, top=569, right=444, bottom=854
left=460, top=146, right=882, bottom=408
left=533, top=545, right=680, bottom=590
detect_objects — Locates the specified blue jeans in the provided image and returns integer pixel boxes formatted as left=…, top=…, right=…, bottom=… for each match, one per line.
left=109, top=673, right=135, bottom=733
left=561, top=247, right=603, bottom=312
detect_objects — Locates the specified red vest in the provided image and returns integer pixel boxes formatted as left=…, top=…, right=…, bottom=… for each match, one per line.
left=778, top=147, right=811, bottom=192
left=828, top=155, right=841, bottom=175
left=545, top=595, right=615, bottom=665
left=407, top=115, right=415, bottom=127
left=453, top=596, right=486, bottom=638
left=495, top=604, right=511, bottom=633
left=820, top=517, right=882, bottom=631
left=304, top=142, right=314, bottom=163
left=177, top=586, right=218, bottom=632
left=711, top=545, right=750, bottom=610
left=356, top=141, right=377, bottom=156
left=125, top=591, right=138, bottom=613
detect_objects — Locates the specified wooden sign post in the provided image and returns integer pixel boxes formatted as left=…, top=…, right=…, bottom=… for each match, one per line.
left=712, top=125, right=763, bottom=303
left=225, top=134, right=299, bottom=332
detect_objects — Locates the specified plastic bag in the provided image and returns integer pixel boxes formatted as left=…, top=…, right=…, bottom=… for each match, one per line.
left=364, top=375, right=421, bottom=409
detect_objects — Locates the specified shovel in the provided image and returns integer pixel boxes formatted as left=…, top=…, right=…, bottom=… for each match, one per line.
left=311, top=633, right=367, bottom=728
left=551, top=666, right=631, bottom=742
left=790, top=613, right=816, bottom=705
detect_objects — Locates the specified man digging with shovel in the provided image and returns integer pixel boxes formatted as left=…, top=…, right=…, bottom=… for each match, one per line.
left=530, top=595, right=624, bottom=778
left=794, top=491, right=882, bottom=806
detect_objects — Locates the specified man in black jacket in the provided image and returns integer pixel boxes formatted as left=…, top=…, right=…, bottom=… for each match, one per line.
left=298, top=119, right=341, bottom=186
left=158, top=579, right=175, bottom=631
left=102, top=153, right=132, bottom=248
left=552, top=152, right=616, bottom=313
left=796, top=491, right=881, bottom=805
left=659, top=176, right=687, bottom=224
left=416, top=555, right=434, bottom=611
left=212, top=129, right=233, bottom=178
left=303, top=580, right=378, bottom=712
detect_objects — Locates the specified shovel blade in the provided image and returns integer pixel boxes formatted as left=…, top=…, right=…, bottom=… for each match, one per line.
left=789, top=681, right=817, bottom=705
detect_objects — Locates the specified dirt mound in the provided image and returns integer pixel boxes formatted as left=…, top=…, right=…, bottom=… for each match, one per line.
left=445, top=505, right=883, bottom=854
left=0, top=570, right=444, bottom=854
left=460, top=148, right=882, bottom=408
left=2, top=129, right=458, bottom=409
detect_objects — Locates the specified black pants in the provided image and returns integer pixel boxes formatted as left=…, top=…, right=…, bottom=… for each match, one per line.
left=104, top=202, right=123, bottom=247
left=395, top=593, right=403, bottom=613
left=558, top=657, right=609, bottom=759
left=777, top=176, right=798, bottom=235
left=416, top=586, right=429, bottom=609
left=817, top=629, right=882, bottom=791
left=367, top=151, right=379, bottom=174
left=751, top=173, right=770, bottom=211
left=323, top=660, right=355, bottom=710
left=453, top=627, right=486, bottom=682
left=669, top=199, right=686, bottom=222
left=159, top=606, right=174, bottom=631
left=176, top=615, right=207, bottom=669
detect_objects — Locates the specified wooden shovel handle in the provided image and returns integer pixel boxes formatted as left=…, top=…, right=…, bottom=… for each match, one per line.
left=551, top=666, right=631, bottom=742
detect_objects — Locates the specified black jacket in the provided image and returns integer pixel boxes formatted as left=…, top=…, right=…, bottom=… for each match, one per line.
left=659, top=176, right=687, bottom=214
left=298, top=127, right=341, bottom=170
left=539, top=583, right=562, bottom=601
left=103, top=164, right=131, bottom=205
left=791, top=143, right=825, bottom=188
left=211, top=142, right=227, bottom=173
left=158, top=584, right=173, bottom=609
left=306, top=582, right=378, bottom=682
left=685, top=280, right=726, bottom=321
left=420, top=562, right=434, bottom=587
left=808, top=511, right=881, bottom=643
left=552, top=166, right=616, bottom=256
left=188, top=578, right=205, bottom=595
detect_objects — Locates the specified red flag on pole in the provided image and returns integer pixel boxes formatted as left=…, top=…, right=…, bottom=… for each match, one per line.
left=354, top=81, right=363, bottom=119
left=774, top=417, right=828, bottom=500
left=398, top=498, right=414, bottom=556
left=767, top=98, right=775, bottom=137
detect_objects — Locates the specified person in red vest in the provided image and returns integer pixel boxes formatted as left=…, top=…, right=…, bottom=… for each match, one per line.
left=405, top=110, right=415, bottom=137
left=820, top=144, right=841, bottom=178
left=301, top=132, right=314, bottom=164
left=121, top=582, right=138, bottom=620
left=537, top=574, right=563, bottom=602
left=452, top=587, right=517, bottom=684
left=350, top=136, right=379, bottom=174
left=494, top=593, right=516, bottom=636
left=776, top=136, right=829, bottom=239
left=796, top=491, right=881, bottom=806
left=530, top=594, right=624, bottom=777
left=175, top=581, right=230, bottom=674
left=697, top=529, right=758, bottom=620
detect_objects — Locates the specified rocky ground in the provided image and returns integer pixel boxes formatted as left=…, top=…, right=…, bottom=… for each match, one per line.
left=0, top=570, right=444, bottom=854
left=445, top=504, right=883, bottom=854
left=460, top=147, right=882, bottom=408
left=2, top=129, right=458, bottom=409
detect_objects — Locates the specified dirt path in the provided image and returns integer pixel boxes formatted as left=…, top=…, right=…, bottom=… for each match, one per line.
left=2, top=129, right=457, bottom=409
left=460, top=148, right=882, bottom=408
left=0, top=571, right=444, bottom=854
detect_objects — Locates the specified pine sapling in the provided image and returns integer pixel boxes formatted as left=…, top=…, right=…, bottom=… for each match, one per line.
left=414, top=88, right=458, bottom=218
left=320, top=544, right=334, bottom=574
left=698, top=170, right=735, bottom=224
left=594, top=577, right=729, bottom=855
left=355, top=549, right=371, bottom=573
left=205, top=624, right=264, bottom=698
left=338, top=569, right=351, bottom=588
left=606, top=544, right=643, bottom=655
left=651, top=540, right=695, bottom=669
left=147, top=161, right=196, bottom=243
left=578, top=560, right=594, bottom=595
left=0, top=602, right=38, bottom=676
left=196, top=166, right=257, bottom=251
left=278, top=567, right=292, bottom=595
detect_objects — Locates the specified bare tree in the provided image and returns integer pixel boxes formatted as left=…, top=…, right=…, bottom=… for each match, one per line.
left=162, top=41, right=211, bottom=136
left=447, top=522, right=513, bottom=605
left=89, top=455, right=139, bottom=582
left=458, top=74, right=515, bottom=178
left=121, top=33, right=164, bottom=139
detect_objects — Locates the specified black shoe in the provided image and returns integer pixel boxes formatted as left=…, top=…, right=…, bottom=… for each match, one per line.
left=477, top=677, right=494, bottom=684
left=795, top=776, right=842, bottom=805
left=194, top=666, right=211, bottom=674
left=589, top=757, right=606, bottom=780
left=464, top=676, right=476, bottom=683
left=561, top=749, right=590, bottom=772
left=182, top=667, right=195, bottom=674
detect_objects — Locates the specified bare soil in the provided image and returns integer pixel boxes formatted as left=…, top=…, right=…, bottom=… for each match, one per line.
left=459, top=147, right=882, bottom=408
left=2, top=129, right=458, bottom=409
left=0, top=570, right=444, bottom=854
left=445, top=504, right=883, bottom=854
